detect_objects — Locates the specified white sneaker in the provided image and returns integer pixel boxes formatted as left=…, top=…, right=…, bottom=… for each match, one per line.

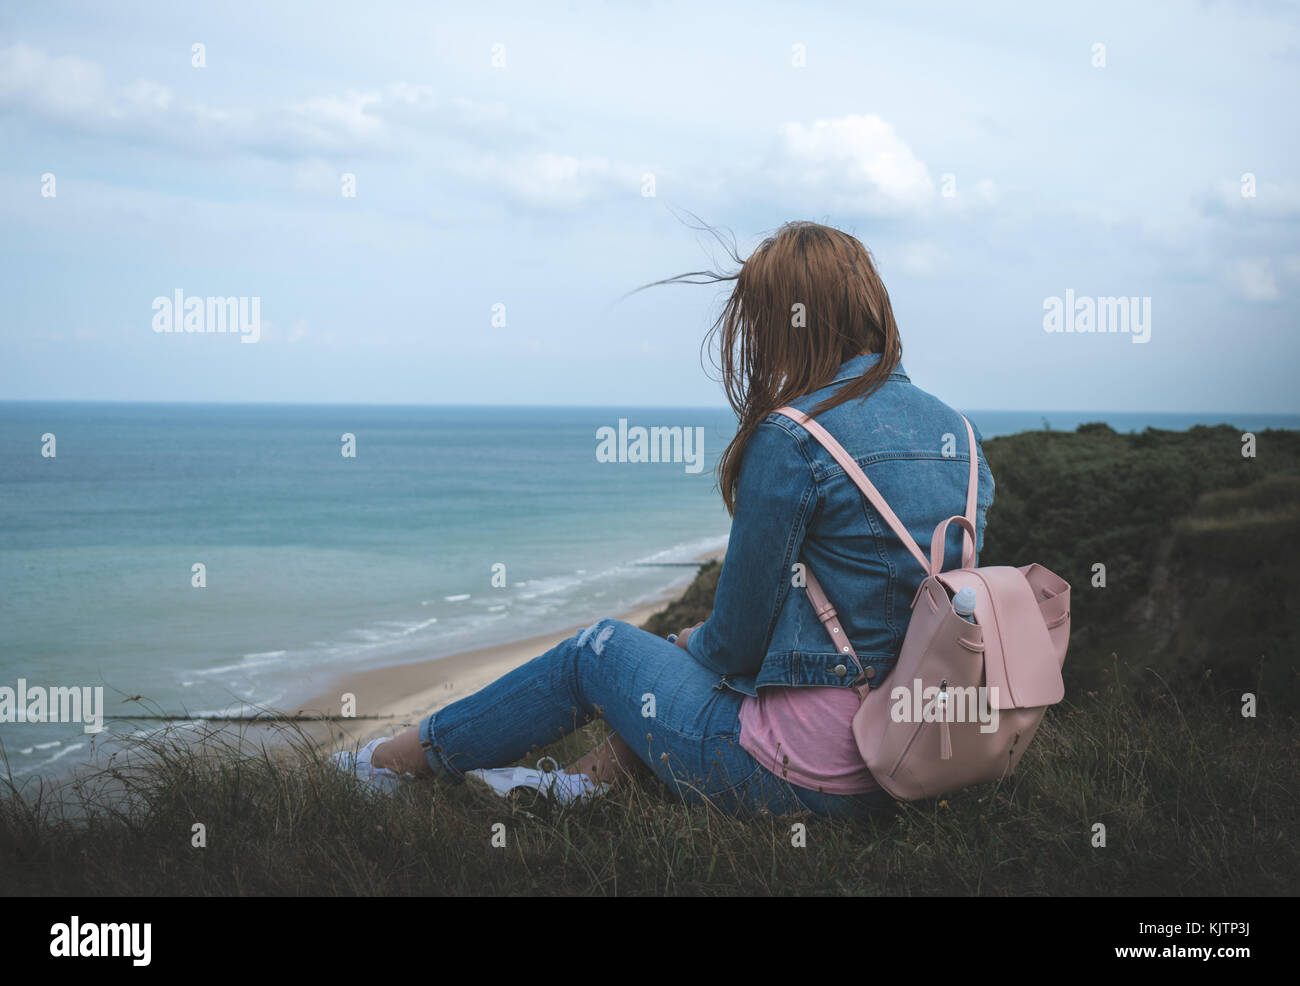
left=466, top=756, right=609, bottom=805
left=331, top=737, right=406, bottom=794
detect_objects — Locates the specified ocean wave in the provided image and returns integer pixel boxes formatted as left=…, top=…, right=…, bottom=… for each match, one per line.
left=193, top=650, right=291, bottom=677
left=12, top=740, right=89, bottom=775
left=100, top=533, right=730, bottom=734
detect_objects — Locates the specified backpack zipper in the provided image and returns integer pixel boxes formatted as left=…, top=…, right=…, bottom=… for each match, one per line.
left=889, top=679, right=953, bottom=776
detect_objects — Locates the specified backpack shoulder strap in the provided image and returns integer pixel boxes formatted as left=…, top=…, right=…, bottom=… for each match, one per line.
left=773, top=407, right=931, bottom=573
left=960, top=414, right=978, bottom=567
left=803, top=566, right=874, bottom=697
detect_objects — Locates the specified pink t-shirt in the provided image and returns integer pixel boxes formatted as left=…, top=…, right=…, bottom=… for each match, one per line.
left=738, top=687, right=881, bottom=795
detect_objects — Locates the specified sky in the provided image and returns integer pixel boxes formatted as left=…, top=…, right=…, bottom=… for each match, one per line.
left=1, top=0, right=1297, bottom=411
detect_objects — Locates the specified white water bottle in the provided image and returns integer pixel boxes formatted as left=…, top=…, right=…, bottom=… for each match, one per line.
left=953, top=586, right=978, bottom=624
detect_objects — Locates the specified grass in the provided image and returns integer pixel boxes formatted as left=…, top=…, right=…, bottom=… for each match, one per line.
left=2, top=424, right=1297, bottom=896
left=1, top=661, right=1292, bottom=895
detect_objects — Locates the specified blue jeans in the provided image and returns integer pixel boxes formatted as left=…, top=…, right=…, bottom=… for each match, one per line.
left=417, top=618, right=897, bottom=819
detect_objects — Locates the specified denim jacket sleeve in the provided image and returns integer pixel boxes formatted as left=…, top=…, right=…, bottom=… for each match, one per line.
left=685, top=420, right=816, bottom=677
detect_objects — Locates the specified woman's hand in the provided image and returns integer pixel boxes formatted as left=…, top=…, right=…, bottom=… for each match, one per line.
left=670, top=621, right=704, bottom=650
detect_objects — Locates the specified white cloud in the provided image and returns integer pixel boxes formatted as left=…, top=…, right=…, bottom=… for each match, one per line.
left=1225, top=258, right=1280, bottom=301
left=0, top=45, right=531, bottom=159
left=0, top=44, right=620, bottom=212
left=0, top=43, right=165, bottom=124
left=766, top=114, right=935, bottom=214
left=278, top=90, right=385, bottom=150
left=121, top=78, right=173, bottom=114
left=470, top=151, right=639, bottom=210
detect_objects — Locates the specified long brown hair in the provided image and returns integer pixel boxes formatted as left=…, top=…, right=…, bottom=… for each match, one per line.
left=637, top=218, right=902, bottom=514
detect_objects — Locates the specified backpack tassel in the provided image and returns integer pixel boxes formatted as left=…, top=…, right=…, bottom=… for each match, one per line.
left=937, top=680, right=953, bottom=760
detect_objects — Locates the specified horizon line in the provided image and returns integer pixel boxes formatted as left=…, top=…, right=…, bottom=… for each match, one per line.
left=1, top=399, right=1298, bottom=417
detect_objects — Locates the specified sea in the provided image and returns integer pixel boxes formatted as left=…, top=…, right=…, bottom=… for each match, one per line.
left=2, top=402, right=1297, bottom=778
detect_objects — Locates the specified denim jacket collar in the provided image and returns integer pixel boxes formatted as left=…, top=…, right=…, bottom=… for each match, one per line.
left=828, top=352, right=910, bottom=387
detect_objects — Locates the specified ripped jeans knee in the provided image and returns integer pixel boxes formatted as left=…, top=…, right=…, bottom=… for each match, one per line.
left=577, top=618, right=618, bottom=657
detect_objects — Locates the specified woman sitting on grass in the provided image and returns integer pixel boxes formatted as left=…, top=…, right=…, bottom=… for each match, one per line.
left=334, top=220, right=994, bottom=818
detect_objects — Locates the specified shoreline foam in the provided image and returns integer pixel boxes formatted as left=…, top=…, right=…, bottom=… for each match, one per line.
left=293, top=545, right=725, bottom=753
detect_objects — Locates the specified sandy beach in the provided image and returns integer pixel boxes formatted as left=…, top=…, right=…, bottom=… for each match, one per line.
left=294, top=549, right=723, bottom=754
left=294, top=600, right=670, bottom=751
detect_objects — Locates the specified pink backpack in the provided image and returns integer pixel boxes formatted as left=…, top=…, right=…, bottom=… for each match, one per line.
left=774, top=407, right=1071, bottom=801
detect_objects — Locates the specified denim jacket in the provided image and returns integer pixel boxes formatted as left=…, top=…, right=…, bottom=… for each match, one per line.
left=686, top=353, right=995, bottom=697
